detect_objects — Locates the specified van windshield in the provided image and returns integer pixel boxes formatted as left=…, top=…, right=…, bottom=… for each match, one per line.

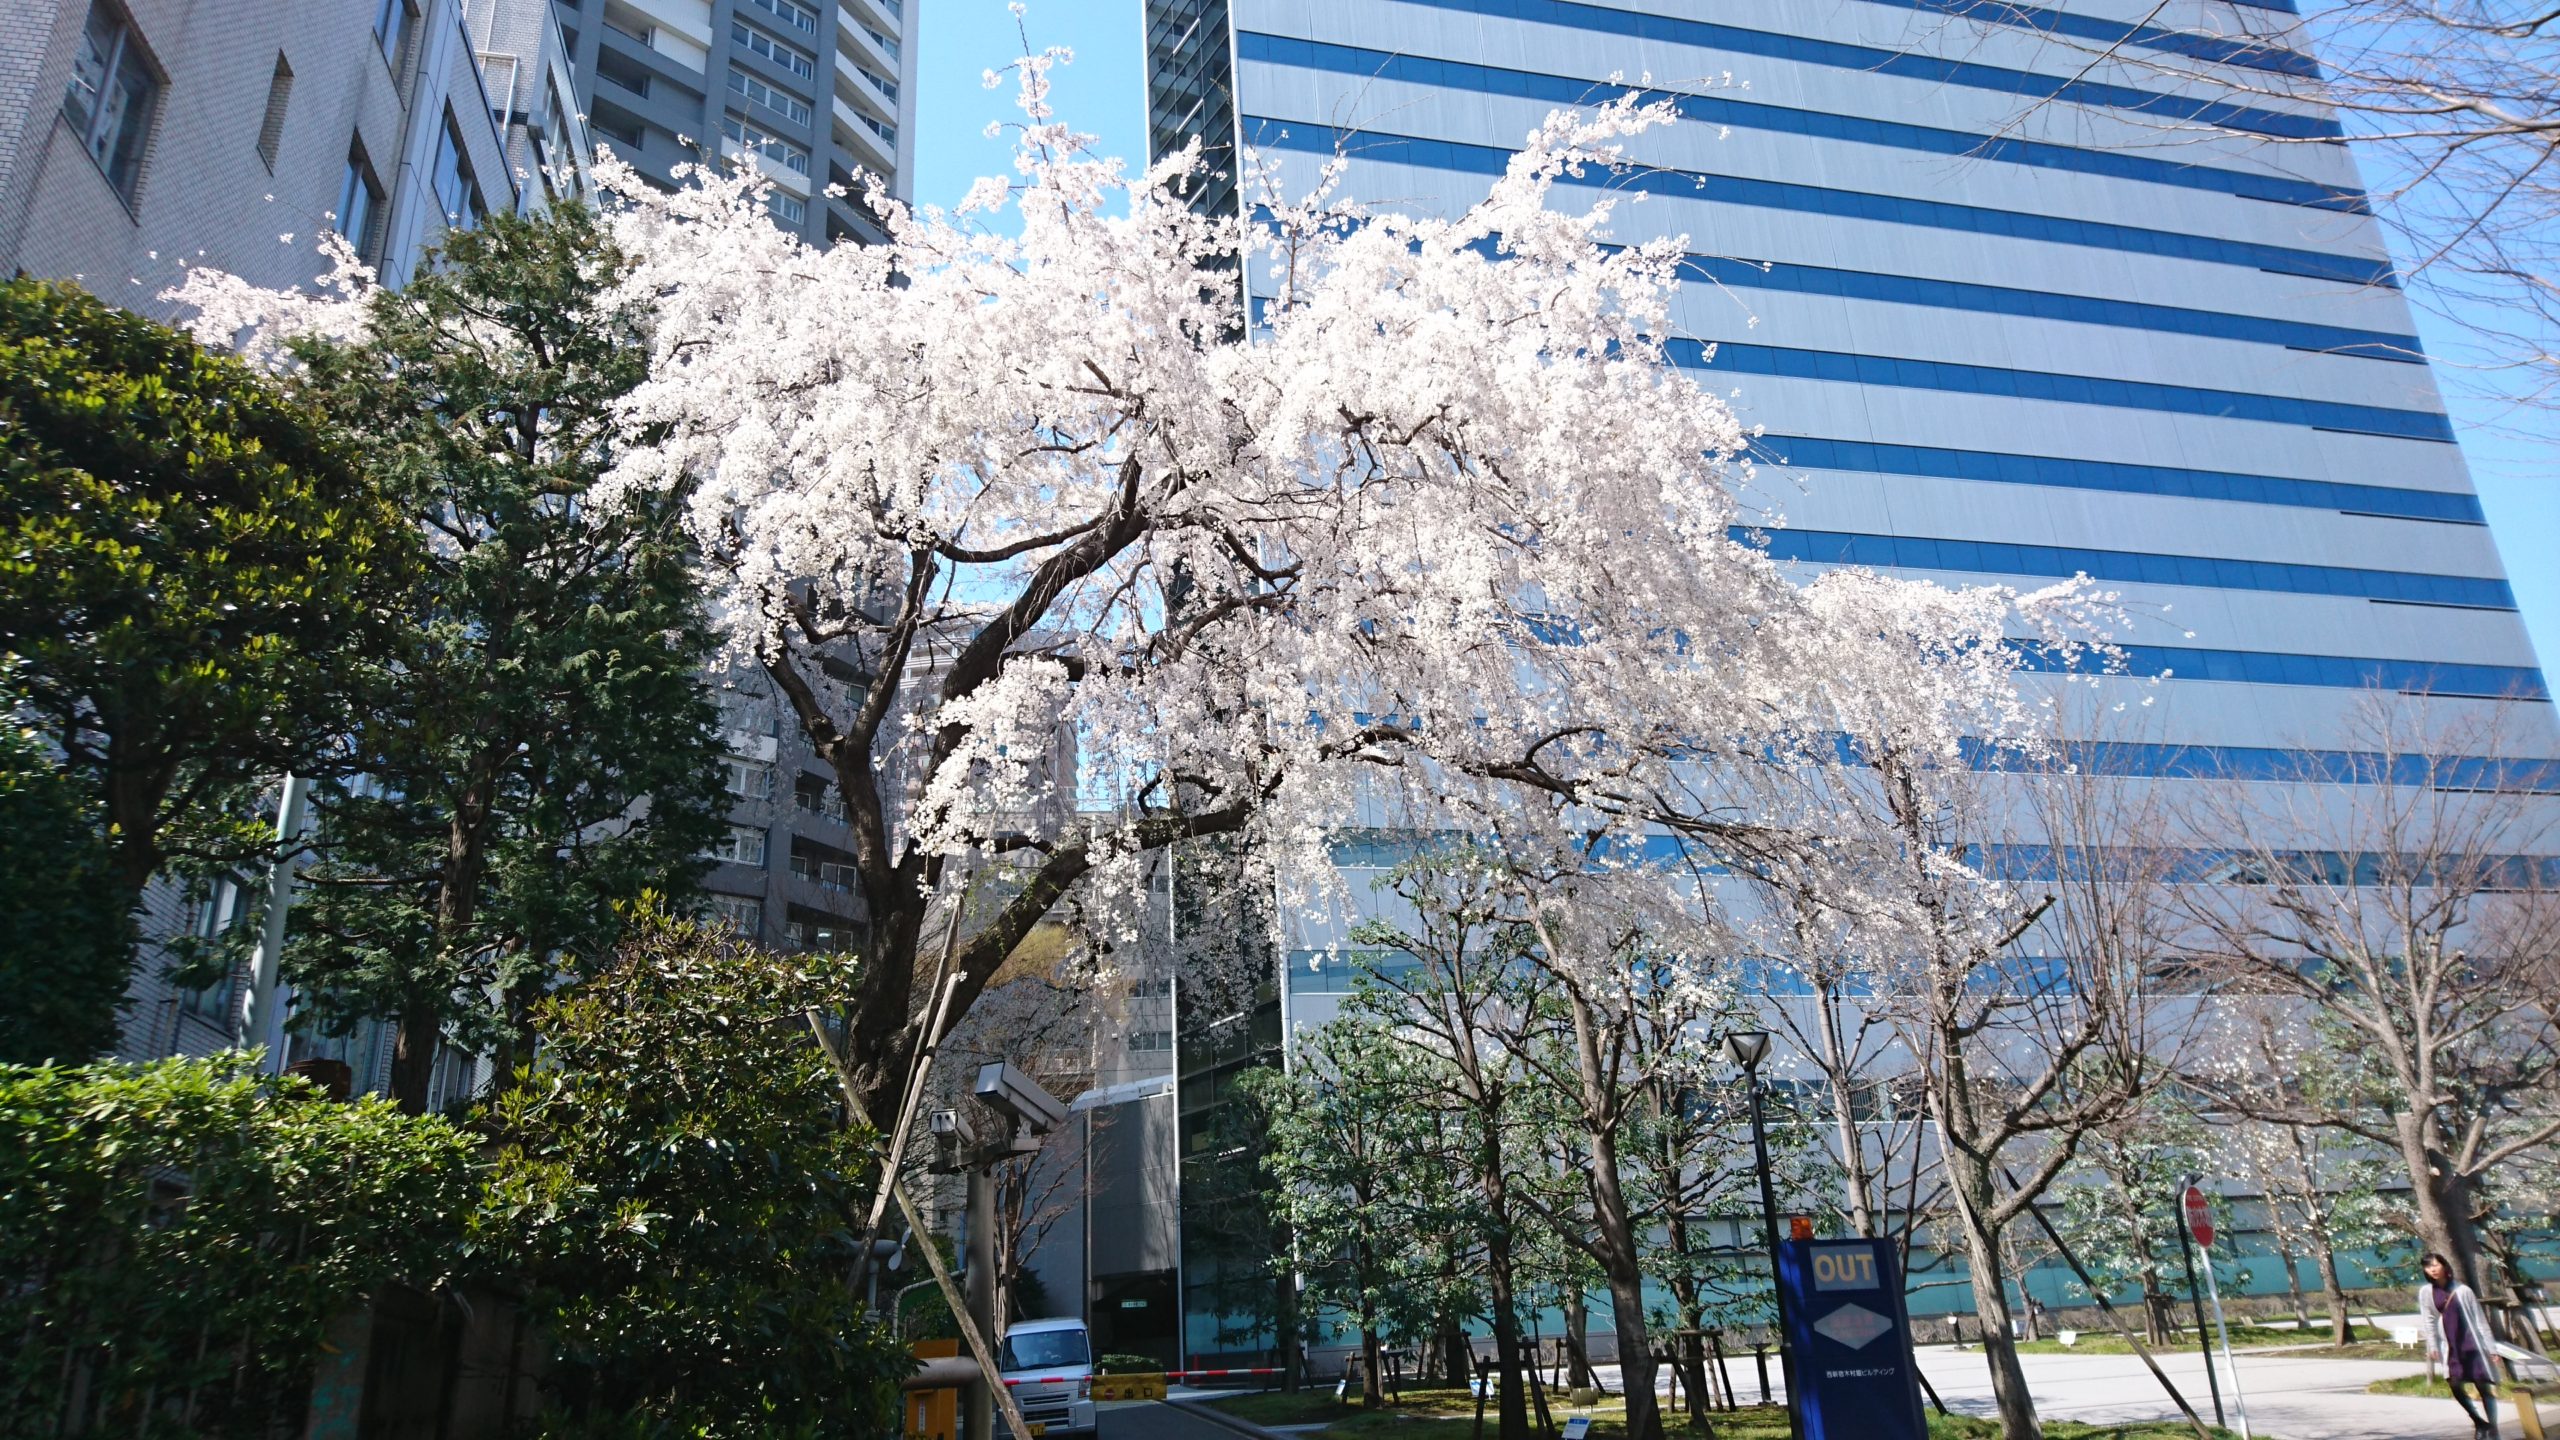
left=999, top=1329, right=1090, bottom=1372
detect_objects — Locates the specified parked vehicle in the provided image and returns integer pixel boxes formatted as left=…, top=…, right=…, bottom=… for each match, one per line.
left=999, top=1317, right=1097, bottom=1437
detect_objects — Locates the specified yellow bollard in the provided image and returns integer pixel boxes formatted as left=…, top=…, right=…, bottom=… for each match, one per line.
left=907, top=1340, right=961, bottom=1440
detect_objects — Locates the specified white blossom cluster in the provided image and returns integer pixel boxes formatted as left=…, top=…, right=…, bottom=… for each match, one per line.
left=167, top=57, right=2127, bottom=998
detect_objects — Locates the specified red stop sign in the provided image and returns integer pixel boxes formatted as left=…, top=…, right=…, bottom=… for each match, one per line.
left=2183, top=1186, right=2214, bottom=1247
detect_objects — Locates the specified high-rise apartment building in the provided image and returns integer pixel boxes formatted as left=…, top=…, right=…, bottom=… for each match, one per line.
left=0, top=0, right=590, bottom=1089
left=539, top=0, right=920, bottom=957
left=1141, top=0, right=2558, bottom=1354
left=0, top=0, right=589, bottom=316
left=547, top=0, right=915, bottom=244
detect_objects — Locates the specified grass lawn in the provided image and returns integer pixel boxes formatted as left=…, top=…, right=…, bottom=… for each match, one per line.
left=1206, top=1391, right=2248, bottom=1438
left=2008, top=1323, right=2394, bottom=1357
left=2367, top=1373, right=2560, bottom=1401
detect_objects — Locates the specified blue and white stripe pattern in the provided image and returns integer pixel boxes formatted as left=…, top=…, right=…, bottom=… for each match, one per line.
left=1160, top=0, right=2552, bottom=823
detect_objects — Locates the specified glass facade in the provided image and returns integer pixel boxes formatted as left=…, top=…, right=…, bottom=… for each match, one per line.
left=1143, top=0, right=2559, bottom=1352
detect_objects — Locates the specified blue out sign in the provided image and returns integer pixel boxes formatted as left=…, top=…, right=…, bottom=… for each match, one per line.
left=1775, top=1239, right=1928, bottom=1440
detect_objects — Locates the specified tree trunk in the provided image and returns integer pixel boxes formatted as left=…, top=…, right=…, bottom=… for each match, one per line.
left=2314, top=1235, right=2352, bottom=1346
left=2395, top=1112, right=2483, bottom=1290
left=1582, top=1131, right=1659, bottom=1438
left=1599, top=1260, right=1661, bottom=1440
left=1357, top=1230, right=1385, bottom=1409
left=1816, top=982, right=1877, bottom=1235
left=2281, top=1246, right=2308, bottom=1328
left=1949, top=1148, right=2041, bottom=1440
left=1439, top=1318, right=1470, bottom=1390
left=2112, top=1185, right=2169, bottom=1347
left=1482, top=1179, right=1533, bottom=1440
left=1562, top=1289, right=1593, bottom=1388
left=389, top=997, right=440, bottom=1114
left=1276, top=1229, right=1303, bottom=1392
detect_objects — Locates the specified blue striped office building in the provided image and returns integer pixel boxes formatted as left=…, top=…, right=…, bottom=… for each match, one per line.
left=1135, top=0, right=2560, bottom=1360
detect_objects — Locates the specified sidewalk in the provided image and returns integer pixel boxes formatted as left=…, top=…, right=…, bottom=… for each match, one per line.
left=1916, top=1342, right=2510, bottom=1439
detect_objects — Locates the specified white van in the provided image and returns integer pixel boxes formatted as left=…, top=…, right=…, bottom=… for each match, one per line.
left=998, top=1317, right=1097, bottom=1437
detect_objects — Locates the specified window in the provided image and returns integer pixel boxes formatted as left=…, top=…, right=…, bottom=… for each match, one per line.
left=1130, top=976, right=1173, bottom=998
left=862, top=25, right=898, bottom=60
left=707, top=893, right=764, bottom=935
left=721, top=755, right=775, bottom=799
left=732, top=19, right=815, bottom=79
left=62, top=2, right=160, bottom=201
left=537, top=85, right=577, bottom=198
left=794, top=783, right=848, bottom=823
left=373, top=0, right=419, bottom=73
left=337, top=141, right=383, bottom=259
left=743, top=0, right=815, bottom=36
left=727, top=69, right=811, bottom=124
left=588, top=101, right=645, bottom=151
left=720, top=113, right=808, bottom=174
left=768, top=191, right=806, bottom=224
left=706, top=824, right=768, bottom=867
left=855, top=65, right=898, bottom=103
left=852, top=109, right=896, bottom=146
left=429, top=112, right=483, bottom=229
left=1128, top=1030, right=1174, bottom=1052
left=255, top=54, right=294, bottom=171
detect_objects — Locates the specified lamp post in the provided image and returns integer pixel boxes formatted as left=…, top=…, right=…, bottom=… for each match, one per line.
left=1727, top=1030, right=1801, bottom=1440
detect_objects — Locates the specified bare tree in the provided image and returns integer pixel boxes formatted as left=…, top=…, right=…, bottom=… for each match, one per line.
left=1746, top=857, right=1961, bottom=1305
left=1863, top=742, right=2192, bottom=1440
left=2181, top=695, right=2560, bottom=1301
left=2210, top=1013, right=2413, bottom=1346
left=1897, top=0, right=2560, bottom=414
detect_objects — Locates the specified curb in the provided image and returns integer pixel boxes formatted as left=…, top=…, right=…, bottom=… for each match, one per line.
left=1160, top=1396, right=1292, bottom=1439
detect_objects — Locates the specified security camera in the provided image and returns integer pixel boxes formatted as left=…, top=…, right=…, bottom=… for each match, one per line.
left=972, top=1061, right=1066, bottom=1140
left=927, top=1106, right=976, bottom=1174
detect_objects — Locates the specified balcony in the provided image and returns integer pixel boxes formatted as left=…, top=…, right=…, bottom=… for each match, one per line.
left=793, top=787, right=850, bottom=825
left=789, top=855, right=858, bottom=893
left=832, top=92, right=894, bottom=174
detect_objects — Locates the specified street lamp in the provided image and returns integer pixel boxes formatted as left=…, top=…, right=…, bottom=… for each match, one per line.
left=1726, top=1030, right=1802, bottom=1440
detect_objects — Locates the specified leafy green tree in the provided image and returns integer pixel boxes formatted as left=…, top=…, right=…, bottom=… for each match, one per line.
left=0, top=1055, right=472, bottom=1438
left=2056, top=1100, right=2220, bottom=1344
left=0, top=723, right=130, bottom=1063
left=1341, top=855, right=1561, bottom=1438
left=281, top=206, right=724, bottom=1112
left=0, top=278, right=415, bottom=919
left=471, top=909, right=907, bottom=1436
left=1247, top=1017, right=1452, bottom=1408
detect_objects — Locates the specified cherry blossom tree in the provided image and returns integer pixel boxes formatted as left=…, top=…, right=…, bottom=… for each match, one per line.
left=174, top=61, right=2106, bottom=1216
left=581, top=62, right=2109, bottom=1136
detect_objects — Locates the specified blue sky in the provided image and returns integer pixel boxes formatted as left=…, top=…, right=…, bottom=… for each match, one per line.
left=914, top=4, right=2557, bottom=667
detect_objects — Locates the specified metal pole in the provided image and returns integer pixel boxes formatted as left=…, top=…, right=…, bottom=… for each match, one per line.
left=969, top=1162, right=998, bottom=1440
left=1745, top=1064, right=1802, bottom=1440
left=2002, top=1167, right=2211, bottom=1440
left=239, top=774, right=310, bottom=1073
left=2199, top=1245, right=2252, bottom=1440
left=2172, top=1188, right=2227, bottom=1427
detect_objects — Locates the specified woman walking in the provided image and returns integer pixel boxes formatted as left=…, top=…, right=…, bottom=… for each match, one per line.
left=2419, top=1253, right=2501, bottom=1438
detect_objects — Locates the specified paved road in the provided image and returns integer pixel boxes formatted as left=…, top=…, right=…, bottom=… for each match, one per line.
left=1098, top=1349, right=2527, bottom=1439
left=1096, top=1400, right=1242, bottom=1438
left=1918, top=1343, right=2506, bottom=1440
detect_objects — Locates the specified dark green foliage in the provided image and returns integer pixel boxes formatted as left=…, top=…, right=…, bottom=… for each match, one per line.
left=0, top=724, right=130, bottom=1063
left=0, top=1055, right=474, bottom=1439
left=280, top=205, right=725, bottom=1110
left=0, top=278, right=415, bottom=911
left=472, top=909, right=907, bottom=1436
